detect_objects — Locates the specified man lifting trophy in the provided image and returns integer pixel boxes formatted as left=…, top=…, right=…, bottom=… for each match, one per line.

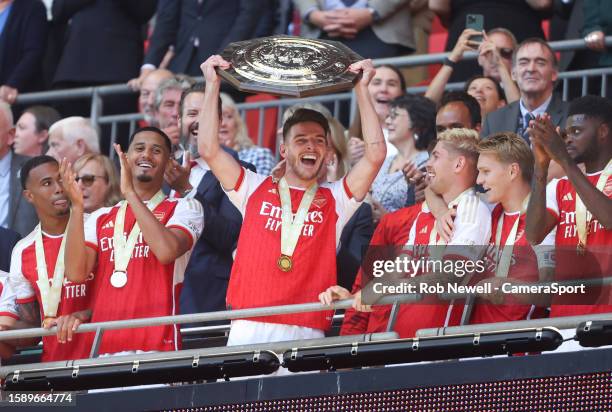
left=198, top=35, right=386, bottom=355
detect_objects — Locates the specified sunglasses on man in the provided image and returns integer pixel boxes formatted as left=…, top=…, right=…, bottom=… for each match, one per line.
left=498, top=47, right=513, bottom=59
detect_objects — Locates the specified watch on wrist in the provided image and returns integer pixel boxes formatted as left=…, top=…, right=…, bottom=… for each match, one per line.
left=367, top=6, right=380, bottom=23
left=443, top=57, right=457, bottom=69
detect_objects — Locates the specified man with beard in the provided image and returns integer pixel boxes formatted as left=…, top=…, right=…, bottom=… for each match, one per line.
left=198, top=56, right=386, bottom=346
left=62, top=127, right=203, bottom=355
left=526, top=96, right=612, bottom=321
left=166, top=83, right=255, bottom=318
left=9, top=156, right=95, bottom=361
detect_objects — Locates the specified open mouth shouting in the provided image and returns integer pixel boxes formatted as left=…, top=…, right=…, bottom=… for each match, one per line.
left=300, top=153, right=319, bottom=168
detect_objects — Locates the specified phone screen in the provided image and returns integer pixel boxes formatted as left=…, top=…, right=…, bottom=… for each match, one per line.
left=466, top=14, right=484, bottom=43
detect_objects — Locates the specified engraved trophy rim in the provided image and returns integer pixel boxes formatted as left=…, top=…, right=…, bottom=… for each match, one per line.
left=216, top=35, right=364, bottom=98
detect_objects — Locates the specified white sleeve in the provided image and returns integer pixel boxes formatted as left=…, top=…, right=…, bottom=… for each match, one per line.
left=546, top=178, right=560, bottom=217
left=8, top=241, right=35, bottom=302
left=328, top=178, right=361, bottom=229
left=225, top=168, right=268, bottom=217
left=534, top=227, right=556, bottom=269
left=445, top=197, right=492, bottom=260
left=166, top=198, right=205, bottom=248
left=0, top=274, right=18, bottom=319
left=84, top=207, right=108, bottom=247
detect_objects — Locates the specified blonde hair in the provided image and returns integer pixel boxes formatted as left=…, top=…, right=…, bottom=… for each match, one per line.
left=436, top=128, right=480, bottom=163
left=219, top=92, right=253, bottom=150
left=73, top=154, right=122, bottom=207
left=282, top=103, right=349, bottom=179
left=478, top=132, right=534, bottom=182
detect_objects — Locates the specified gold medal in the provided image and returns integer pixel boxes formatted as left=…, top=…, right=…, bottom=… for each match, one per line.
left=277, top=255, right=293, bottom=272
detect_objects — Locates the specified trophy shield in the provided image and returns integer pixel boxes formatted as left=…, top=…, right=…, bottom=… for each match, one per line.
left=216, top=35, right=364, bottom=97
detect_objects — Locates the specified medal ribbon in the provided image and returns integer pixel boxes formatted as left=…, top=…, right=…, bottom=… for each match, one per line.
left=278, top=178, right=318, bottom=259
left=113, top=190, right=166, bottom=274
left=575, top=159, right=612, bottom=251
left=35, top=224, right=67, bottom=318
left=494, top=194, right=530, bottom=278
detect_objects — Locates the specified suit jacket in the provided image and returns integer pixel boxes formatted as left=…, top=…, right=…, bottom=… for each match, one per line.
left=0, top=226, right=20, bottom=272
left=336, top=203, right=373, bottom=291
left=52, top=0, right=157, bottom=84
left=179, top=158, right=256, bottom=318
left=7, top=153, right=38, bottom=238
left=144, top=0, right=263, bottom=76
left=481, top=94, right=570, bottom=140
left=294, top=0, right=415, bottom=50
left=0, top=0, right=48, bottom=92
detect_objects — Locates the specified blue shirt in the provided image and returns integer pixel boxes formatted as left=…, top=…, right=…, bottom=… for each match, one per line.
left=0, top=150, right=12, bottom=228
left=0, top=2, right=13, bottom=37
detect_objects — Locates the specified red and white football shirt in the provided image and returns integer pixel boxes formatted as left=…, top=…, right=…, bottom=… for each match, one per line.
left=470, top=204, right=554, bottom=324
left=0, top=272, right=18, bottom=321
left=546, top=171, right=612, bottom=317
left=392, top=189, right=492, bottom=338
left=10, top=231, right=95, bottom=362
left=226, top=168, right=360, bottom=331
left=340, top=204, right=421, bottom=337
left=84, top=197, right=203, bottom=355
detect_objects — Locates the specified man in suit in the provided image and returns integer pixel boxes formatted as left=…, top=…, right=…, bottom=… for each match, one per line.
left=0, top=103, right=37, bottom=237
left=133, top=0, right=262, bottom=86
left=0, top=227, right=20, bottom=272
left=294, top=0, right=415, bottom=59
left=482, top=38, right=569, bottom=141
left=0, top=0, right=48, bottom=103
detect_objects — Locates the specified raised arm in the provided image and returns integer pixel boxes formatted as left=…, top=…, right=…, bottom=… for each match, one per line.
left=345, top=60, right=387, bottom=201
left=60, top=160, right=96, bottom=283
left=532, top=114, right=612, bottom=229
left=426, top=29, right=481, bottom=104
left=197, top=56, right=244, bottom=191
left=525, top=117, right=560, bottom=244
left=114, top=145, right=199, bottom=264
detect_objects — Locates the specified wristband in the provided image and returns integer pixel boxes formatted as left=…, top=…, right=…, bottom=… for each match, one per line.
left=443, top=58, right=457, bottom=69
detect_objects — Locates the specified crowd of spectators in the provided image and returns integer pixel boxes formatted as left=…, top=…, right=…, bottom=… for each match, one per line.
left=0, top=0, right=610, bottom=378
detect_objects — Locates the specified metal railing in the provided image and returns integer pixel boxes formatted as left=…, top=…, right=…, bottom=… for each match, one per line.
left=0, top=294, right=421, bottom=359
left=14, top=37, right=612, bottom=157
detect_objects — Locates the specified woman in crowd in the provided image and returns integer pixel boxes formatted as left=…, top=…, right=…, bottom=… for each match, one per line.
left=72, top=154, right=121, bottom=213
left=464, top=74, right=507, bottom=119
left=13, top=106, right=61, bottom=157
left=370, top=94, right=437, bottom=223
left=348, top=64, right=407, bottom=165
left=219, top=92, right=276, bottom=175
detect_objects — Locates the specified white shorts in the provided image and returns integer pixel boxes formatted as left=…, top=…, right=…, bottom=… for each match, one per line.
left=227, top=320, right=325, bottom=377
left=227, top=320, right=324, bottom=346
